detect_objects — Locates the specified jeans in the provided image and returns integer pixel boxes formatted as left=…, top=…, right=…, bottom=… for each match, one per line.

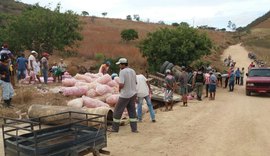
left=42, top=69, right=48, bottom=84
left=137, top=95, right=155, bottom=121
left=17, top=69, right=26, bottom=80
left=240, top=77, right=244, bottom=85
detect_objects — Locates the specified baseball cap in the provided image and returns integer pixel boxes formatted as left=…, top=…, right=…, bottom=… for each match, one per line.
left=106, top=61, right=111, bottom=66
left=42, top=52, right=49, bottom=57
left=165, top=69, right=171, bottom=73
left=116, top=58, right=128, bottom=65
left=31, top=50, right=38, bottom=54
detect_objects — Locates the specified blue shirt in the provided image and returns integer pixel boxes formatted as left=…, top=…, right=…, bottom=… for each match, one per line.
left=16, top=57, right=28, bottom=70
left=235, top=69, right=241, bottom=77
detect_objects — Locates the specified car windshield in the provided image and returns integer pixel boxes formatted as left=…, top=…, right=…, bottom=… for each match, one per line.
left=249, top=69, right=270, bottom=77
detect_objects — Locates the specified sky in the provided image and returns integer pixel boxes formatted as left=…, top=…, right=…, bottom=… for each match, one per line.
left=19, top=0, right=270, bottom=29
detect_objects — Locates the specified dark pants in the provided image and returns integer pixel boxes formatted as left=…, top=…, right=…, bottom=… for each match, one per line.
left=235, top=77, right=240, bottom=85
left=112, top=94, right=137, bottom=132
left=42, top=69, right=48, bottom=84
left=205, top=84, right=209, bottom=97
left=229, top=80, right=234, bottom=91
left=240, top=77, right=244, bottom=85
left=224, top=77, right=229, bottom=88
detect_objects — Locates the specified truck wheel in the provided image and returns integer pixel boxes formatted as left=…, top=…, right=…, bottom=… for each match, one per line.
left=160, top=61, right=170, bottom=73
left=246, top=90, right=251, bottom=96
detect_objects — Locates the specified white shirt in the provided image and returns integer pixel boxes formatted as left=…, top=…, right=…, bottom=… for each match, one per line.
left=28, top=55, right=38, bottom=70
left=136, top=74, right=149, bottom=98
left=119, top=67, right=137, bottom=98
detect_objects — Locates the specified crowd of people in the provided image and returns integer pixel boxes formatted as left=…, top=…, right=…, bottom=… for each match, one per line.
left=0, top=43, right=68, bottom=107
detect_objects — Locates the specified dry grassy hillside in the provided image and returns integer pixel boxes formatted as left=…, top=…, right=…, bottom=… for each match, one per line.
left=241, top=10, right=270, bottom=65
left=75, top=17, right=234, bottom=72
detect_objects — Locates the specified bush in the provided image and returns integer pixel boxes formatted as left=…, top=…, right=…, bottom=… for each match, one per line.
left=121, top=29, right=139, bottom=42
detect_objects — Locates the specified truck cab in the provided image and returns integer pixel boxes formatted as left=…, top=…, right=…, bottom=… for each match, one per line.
left=246, top=67, right=270, bottom=96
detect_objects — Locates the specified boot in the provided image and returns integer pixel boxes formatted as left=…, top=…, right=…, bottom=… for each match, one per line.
left=3, top=100, right=9, bottom=108
left=7, top=98, right=13, bottom=108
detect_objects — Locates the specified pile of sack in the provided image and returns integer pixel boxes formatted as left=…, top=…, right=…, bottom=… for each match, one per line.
left=61, top=73, right=120, bottom=108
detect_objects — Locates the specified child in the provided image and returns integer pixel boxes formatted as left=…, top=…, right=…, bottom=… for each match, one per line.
left=51, top=63, right=61, bottom=82
left=0, top=53, right=14, bottom=107
left=164, top=69, right=176, bottom=111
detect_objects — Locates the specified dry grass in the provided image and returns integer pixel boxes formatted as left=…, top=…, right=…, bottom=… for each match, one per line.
left=242, top=28, right=270, bottom=65
left=0, top=84, right=74, bottom=120
left=72, top=17, right=235, bottom=72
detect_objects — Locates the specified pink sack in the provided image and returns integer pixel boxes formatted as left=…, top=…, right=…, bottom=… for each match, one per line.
left=61, top=86, right=88, bottom=97
left=94, top=93, right=112, bottom=102
left=62, top=78, right=77, bottom=87
left=96, top=74, right=112, bottom=84
left=96, top=84, right=113, bottom=95
left=114, top=77, right=120, bottom=84
left=107, top=80, right=119, bottom=88
left=74, top=74, right=93, bottom=83
left=86, top=89, right=98, bottom=98
left=106, top=94, right=119, bottom=107
left=67, top=98, right=83, bottom=108
left=82, top=96, right=109, bottom=108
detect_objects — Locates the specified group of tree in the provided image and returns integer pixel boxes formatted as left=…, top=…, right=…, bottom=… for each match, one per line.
left=138, top=24, right=213, bottom=71
left=0, top=3, right=83, bottom=54
left=126, top=14, right=140, bottom=21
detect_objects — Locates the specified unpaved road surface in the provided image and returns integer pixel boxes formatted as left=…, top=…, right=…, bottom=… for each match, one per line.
left=1, top=44, right=270, bottom=156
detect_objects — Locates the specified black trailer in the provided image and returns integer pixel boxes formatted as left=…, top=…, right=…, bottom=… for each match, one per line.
left=2, top=111, right=110, bottom=156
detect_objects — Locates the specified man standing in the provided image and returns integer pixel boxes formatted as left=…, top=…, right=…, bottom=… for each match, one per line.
left=204, top=70, right=210, bottom=98
left=0, top=53, right=14, bottom=107
left=58, top=59, right=67, bottom=81
left=164, top=69, right=176, bottom=111
left=41, top=53, right=49, bottom=84
left=16, top=53, right=28, bottom=81
left=109, top=58, right=138, bottom=133
left=229, top=69, right=235, bottom=92
left=136, top=74, right=156, bottom=122
left=209, top=71, right=217, bottom=100
left=193, top=68, right=204, bottom=101
left=28, top=51, right=41, bottom=84
left=240, top=67, right=245, bottom=85
left=179, top=67, right=188, bottom=106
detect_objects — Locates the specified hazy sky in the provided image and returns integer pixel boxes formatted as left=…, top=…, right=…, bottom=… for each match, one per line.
left=20, top=0, right=270, bottom=29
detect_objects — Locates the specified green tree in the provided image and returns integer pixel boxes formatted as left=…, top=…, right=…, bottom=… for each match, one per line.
left=120, top=29, right=139, bottom=42
left=138, top=26, right=212, bottom=71
left=81, top=11, right=89, bottom=16
left=0, top=3, right=83, bottom=53
left=126, top=15, right=132, bottom=20
left=133, top=14, right=140, bottom=21
left=102, top=12, right=107, bottom=17
left=172, top=22, right=179, bottom=27
left=179, top=22, right=189, bottom=27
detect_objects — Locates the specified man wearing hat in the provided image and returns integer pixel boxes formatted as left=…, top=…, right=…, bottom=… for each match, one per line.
left=109, top=58, right=138, bottom=133
left=179, top=66, right=188, bottom=106
left=41, top=52, right=50, bottom=84
left=0, top=53, right=14, bottom=107
left=28, top=50, right=41, bottom=84
left=164, top=69, right=176, bottom=111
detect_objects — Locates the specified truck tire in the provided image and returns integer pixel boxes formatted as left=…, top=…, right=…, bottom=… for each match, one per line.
left=160, top=61, right=170, bottom=73
left=246, top=90, right=251, bottom=96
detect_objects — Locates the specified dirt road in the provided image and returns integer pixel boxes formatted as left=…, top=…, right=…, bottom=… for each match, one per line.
left=1, top=44, right=270, bottom=156
left=105, top=44, right=270, bottom=156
